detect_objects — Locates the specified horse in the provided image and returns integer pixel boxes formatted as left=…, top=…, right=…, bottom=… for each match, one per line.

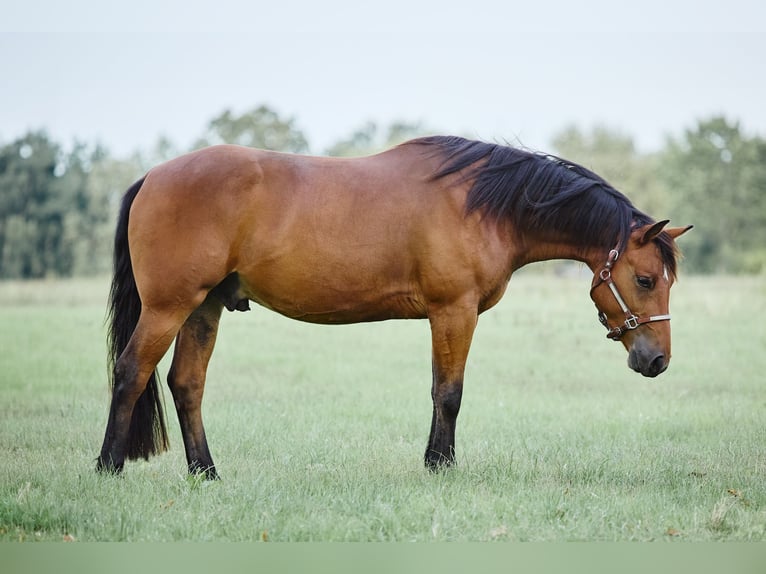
left=96, top=135, right=692, bottom=479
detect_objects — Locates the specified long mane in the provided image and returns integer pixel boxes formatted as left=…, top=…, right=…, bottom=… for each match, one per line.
left=408, top=135, right=678, bottom=275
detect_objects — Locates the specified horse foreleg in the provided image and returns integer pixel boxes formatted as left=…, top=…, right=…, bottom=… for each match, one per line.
left=425, top=302, right=478, bottom=469
left=167, top=295, right=224, bottom=479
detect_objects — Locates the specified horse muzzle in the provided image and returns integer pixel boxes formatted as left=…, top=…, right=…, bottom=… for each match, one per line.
left=628, top=341, right=668, bottom=378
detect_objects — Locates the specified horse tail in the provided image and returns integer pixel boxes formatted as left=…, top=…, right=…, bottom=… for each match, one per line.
left=106, top=176, right=169, bottom=460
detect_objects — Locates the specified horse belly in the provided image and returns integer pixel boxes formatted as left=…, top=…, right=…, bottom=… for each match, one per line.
left=236, top=257, right=426, bottom=324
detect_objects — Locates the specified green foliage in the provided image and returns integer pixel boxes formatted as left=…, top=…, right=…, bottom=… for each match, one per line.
left=0, top=133, right=115, bottom=279
left=79, top=155, right=145, bottom=275
left=552, top=125, right=668, bottom=216
left=194, top=105, right=309, bottom=153
left=659, top=117, right=766, bottom=273
left=325, top=120, right=431, bottom=157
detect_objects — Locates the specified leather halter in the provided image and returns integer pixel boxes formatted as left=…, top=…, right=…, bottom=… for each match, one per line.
left=591, top=248, right=671, bottom=341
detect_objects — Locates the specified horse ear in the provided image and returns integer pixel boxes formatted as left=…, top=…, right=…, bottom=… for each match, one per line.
left=664, top=225, right=694, bottom=240
left=636, top=220, right=670, bottom=245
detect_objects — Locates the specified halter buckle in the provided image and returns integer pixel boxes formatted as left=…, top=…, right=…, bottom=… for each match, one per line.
left=606, top=327, right=623, bottom=340
left=624, top=315, right=639, bottom=331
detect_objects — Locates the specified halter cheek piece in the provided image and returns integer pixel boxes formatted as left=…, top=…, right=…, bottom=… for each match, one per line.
left=591, top=248, right=671, bottom=341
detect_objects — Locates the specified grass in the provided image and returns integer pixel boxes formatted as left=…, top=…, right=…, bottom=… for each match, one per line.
left=0, top=273, right=765, bottom=541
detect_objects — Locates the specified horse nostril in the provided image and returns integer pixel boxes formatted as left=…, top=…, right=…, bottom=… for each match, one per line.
left=649, top=354, right=667, bottom=377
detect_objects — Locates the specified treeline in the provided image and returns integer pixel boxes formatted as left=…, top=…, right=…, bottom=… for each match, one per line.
left=0, top=106, right=764, bottom=278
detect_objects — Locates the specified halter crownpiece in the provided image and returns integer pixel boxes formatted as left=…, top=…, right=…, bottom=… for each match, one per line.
left=592, top=248, right=671, bottom=341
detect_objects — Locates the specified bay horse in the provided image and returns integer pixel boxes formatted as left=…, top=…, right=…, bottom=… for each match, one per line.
left=96, top=136, right=692, bottom=479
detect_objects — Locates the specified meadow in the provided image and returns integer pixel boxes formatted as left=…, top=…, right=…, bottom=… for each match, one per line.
left=0, top=272, right=764, bottom=541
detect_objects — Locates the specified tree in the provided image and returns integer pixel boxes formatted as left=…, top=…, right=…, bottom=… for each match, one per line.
left=132, top=135, right=181, bottom=173
left=659, top=116, right=766, bottom=273
left=552, top=125, right=669, bottom=217
left=325, top=121, right=378, bottom=157
left=325, top=120, right=431, bottom=157
left=78, top=152, right=143, bottom=275
left=194, top=105, right=309, bottom=153
left=0, top=132, right=70, bottom=278
left=0, top=132, right=117, bottom=278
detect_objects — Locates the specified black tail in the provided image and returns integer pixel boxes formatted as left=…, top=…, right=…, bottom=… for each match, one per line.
left=106, top=176, right=169, bottom=460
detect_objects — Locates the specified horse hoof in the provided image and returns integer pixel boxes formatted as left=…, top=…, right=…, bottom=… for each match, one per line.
left=188, top=463, right=220, bottom=480
left=95, top=458, right=123, bottom=475
left=424, top=450, right=455, bottom=471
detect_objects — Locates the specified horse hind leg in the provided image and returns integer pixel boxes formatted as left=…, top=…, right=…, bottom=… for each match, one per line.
left=167, top=294, right=224, bottom=479
left=97, top=309, right=187, bottom=474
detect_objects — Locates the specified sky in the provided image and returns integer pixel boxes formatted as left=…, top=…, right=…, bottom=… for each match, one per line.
left=1, top=0, right=764, bottom=157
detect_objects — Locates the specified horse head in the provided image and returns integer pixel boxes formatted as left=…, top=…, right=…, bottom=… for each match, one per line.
left=590, top=221, right=693, bottom=377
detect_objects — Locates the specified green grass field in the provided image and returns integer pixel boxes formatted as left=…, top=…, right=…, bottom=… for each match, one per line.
left=1, top=273, right=764, bottom=541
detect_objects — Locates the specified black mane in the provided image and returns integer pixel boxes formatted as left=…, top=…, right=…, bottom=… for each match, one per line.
left=410, top=135, right=678, bottom=274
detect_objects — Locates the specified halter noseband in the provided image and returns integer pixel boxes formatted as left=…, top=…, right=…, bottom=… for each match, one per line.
left=591, top=248, right=671, bottom=341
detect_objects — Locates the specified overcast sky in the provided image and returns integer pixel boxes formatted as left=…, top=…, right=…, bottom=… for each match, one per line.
left=2, top=0, right=763, bottom=156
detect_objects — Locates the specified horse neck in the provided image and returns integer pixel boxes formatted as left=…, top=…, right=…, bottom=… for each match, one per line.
left=512, top=234, right=606, bottom=274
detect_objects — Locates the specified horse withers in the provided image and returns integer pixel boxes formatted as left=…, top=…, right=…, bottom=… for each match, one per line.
left=96, top=136, right=692, bottom=478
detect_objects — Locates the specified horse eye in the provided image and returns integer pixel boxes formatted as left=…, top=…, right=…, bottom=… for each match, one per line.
left=636, top=276, right=654, bottom=289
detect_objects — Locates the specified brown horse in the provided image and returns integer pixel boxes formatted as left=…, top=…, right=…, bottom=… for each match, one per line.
left=96, top=136, right=692, bottom=479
